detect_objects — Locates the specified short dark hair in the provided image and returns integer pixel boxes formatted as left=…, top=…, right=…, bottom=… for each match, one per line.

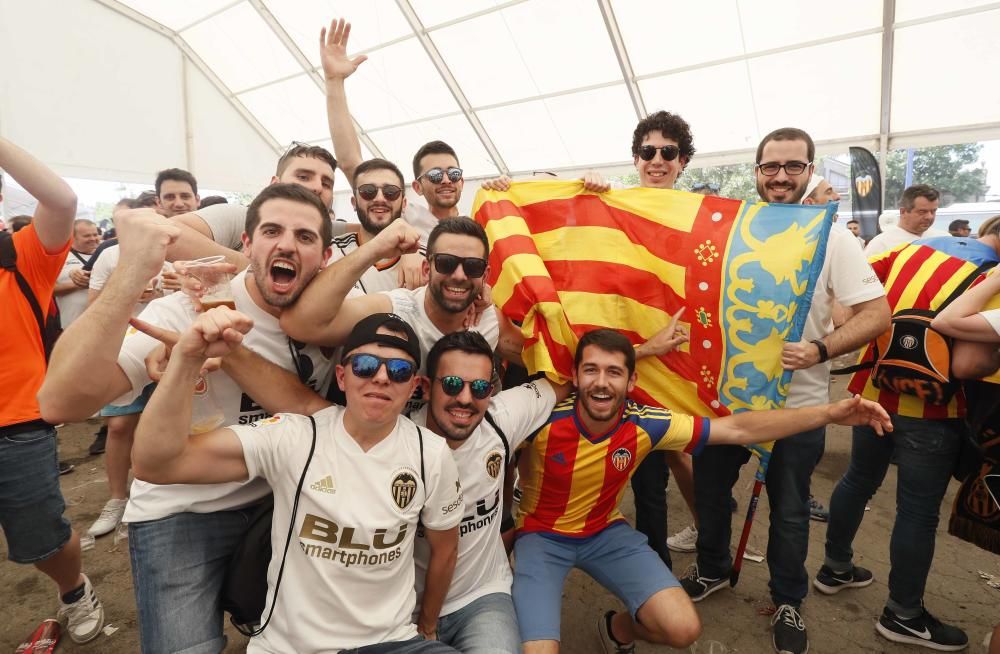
left=245, top=183, right=332, bottom=246
left=756, top=127, right=815, bottom=164
left=426, top=331, right=495, bottom=380
left=10, top=215, right=33, bottom=232
left=427, top=217, right=489, bottom=259
left=135, top=190, right=158, bottom=208
left=354, top=158, right=405, bottom=188
left=948, top=219, right=970, bottom=232
left=846, top=219, right=860, bottom=226
left=631, top=111, right=696, bottom=172
left=155, top=168, right=198, bottom=197
left=276, top=143, right=337, bottom=178
left=899, top=184, right=940, bottom=210
left=574, top=329, right=636, bottom=376
left=413, top=141, right=459, bottom=179
left=199, top=195, right=228, bottom=208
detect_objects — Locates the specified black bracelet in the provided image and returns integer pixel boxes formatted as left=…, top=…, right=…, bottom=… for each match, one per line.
left=811, top=339, right=829, bottom=363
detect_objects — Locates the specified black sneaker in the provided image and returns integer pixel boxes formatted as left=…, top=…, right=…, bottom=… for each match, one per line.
left=808, top=495, right=829, bottom=522
left=596, top=610, right=635, bottom=654
left=680, top=564, right=728, bottom=602
left=88, top=426, right=108, bottom=455
left=875, top=606, right=968, bottom=651
left=813, top=564, right=874, bottom=595
left=771, top=604, right=808, bottom=654
left=58, top=461, right=75, bottom=475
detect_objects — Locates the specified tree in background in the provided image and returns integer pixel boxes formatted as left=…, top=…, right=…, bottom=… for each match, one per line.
left=884, top=143, right=988, bottom=206
left=612, top=162, right=757, bottom=202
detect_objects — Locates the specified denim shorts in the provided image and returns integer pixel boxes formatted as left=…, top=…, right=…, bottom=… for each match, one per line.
left=101, top=382, right=155, bottom=417
left=0, top=425, right=72, bottom=563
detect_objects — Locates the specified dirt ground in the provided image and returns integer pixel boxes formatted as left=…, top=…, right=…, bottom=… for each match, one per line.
left=2, top=381, right=998, bottom=653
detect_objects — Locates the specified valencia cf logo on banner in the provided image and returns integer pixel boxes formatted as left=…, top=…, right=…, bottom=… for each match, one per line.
left=611, top=447, right=632, bottom=472
left=485, top=451, right=503, bottom=479
left=391, top=471, right=418, bottom=510
left=855, top=174, right=873, bottom=197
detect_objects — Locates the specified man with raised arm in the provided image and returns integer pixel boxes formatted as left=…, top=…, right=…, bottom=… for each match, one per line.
left=0, top=137, right=104, bottom=644
left=134, top=308, right=462, bottom=653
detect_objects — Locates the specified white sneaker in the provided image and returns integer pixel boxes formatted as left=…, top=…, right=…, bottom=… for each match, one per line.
left=57, top=574, right=104, bottom=643
left=88, top=498, right=128, bottom=537
left=667, top=524, right=698, bottom=553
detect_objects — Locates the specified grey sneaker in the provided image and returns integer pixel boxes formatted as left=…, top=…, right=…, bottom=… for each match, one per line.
left=57, top=574, right=104, bottom=644
left=808, top=495, right=829, bottom=522
left=666, top=524, right=698, bottom=553
left=597, top=610, right=635, bottom=654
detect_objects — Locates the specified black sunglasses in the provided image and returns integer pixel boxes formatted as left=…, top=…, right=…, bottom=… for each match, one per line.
left=356, top=183, right=403, bottom=202
left=418, top=167, right=463, bottom=184
left=429, top=253, right=487, bottom=278
left=437, top=376, right=493, bottom=400
left=756, top=161, right=811, bottom=176
left=637, top=145, right=680, bottom=162
left=344, top=353, right=417, bottom=383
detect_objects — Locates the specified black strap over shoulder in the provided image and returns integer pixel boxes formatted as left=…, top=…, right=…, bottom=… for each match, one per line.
left=416, top=425, right=426, bottom=483
left=483, top=410, right=510, bottom=467
left=0, top=231, right=47, bottom=350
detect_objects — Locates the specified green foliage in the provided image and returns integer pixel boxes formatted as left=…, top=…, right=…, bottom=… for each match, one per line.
left=884, top=144, right=988, bottom=206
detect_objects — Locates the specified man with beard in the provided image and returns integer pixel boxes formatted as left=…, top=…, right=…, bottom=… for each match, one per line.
left=682, top=128, right=890, bottom=654
left=328, top=158, right=415, bottom=295
left=39, top=183, right=339, bottom=654
left=281, top=217, right=500, bottom=411
left=515, top=329, right=891, bottom=654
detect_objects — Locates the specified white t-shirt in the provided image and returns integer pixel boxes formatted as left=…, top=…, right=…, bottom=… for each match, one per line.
left=114, top=270, right=334, bottom=523
left=786, top=228, right=886, bottom=408
left=385, top=286, right=500, bottom=412
left=411, top=379, right=556, bottom=615
left=195, top=202, right=351, bottom=251
left=55, top=250, right=90, bottom=327
left=232, top=405, right=462, bottom=654
left=864, top=225, right=949, bottom=257
left=982, top=308, right=1000, bottom=337
left=404, top=204, right=440, bottom=243
left=327, top=232, right=405, bottom=295
left=89, top=244, right=173, bottom=315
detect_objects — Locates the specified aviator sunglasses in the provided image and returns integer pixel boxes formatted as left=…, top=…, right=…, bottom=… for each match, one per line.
left=356, top=183, right=403, bottom=202
left=637, top=144, right=680, bottom=162
left=429, top=253, right=488, bottom=278
left=418, top=166, right=463, bottom=184
left=343, top=353, right=417, bottom=383
left=437, top=376, right=494, bottom=400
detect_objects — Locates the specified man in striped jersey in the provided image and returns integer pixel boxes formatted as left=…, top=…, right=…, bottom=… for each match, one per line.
left=821, top=217, right=1000, bottom=652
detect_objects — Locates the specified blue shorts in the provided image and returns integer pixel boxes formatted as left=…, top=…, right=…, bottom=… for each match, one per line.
left=101, top=383, right=155, bottom=417
left=0, top=424, right=72, bottom=563
left=512, top=522, right=679, bottom=642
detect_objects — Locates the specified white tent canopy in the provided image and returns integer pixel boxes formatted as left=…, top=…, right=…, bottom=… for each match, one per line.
left=2, top=0, right=1000, bottom=200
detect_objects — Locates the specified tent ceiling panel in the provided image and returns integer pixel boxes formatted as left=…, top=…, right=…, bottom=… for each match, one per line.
left=737, top=0, right=881, bottom=52
left=891, top=8, right=1000, bottom=133
left=410, top=0, right=513, bottom=30
left=237, top=75, right=329, bottom=144
left=895, top=0, right=998, bottom=22
left=117, top=0, right=237, bottom=30
left=748, top=33, right=882, bottom=142
left=181, top=2, right=302, bottom=93
left=263, top=0, right=412, bottom=65
left=639, top=62, right=758, bottom=155
left=430, top=0, right=621, bottom=108
left=309, top=138, right=375, bottom=192
left=344, top=37, right=462, bottom=130
left=367, top=115, right=500, bottom=179
left=476, top=85, right=636, bottom=172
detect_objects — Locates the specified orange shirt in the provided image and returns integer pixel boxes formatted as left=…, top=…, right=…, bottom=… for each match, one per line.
left=1, top=225, right=70, bottom=426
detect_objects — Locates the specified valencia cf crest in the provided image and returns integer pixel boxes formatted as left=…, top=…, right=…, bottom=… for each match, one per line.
left=611, top=447, right=632, bottom=472
left=391, top=471, right=418, bottom=510
left=485, top=451, right=503, bottom=479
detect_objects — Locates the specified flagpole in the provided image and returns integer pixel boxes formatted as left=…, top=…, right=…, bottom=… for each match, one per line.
left=730, top=446, right=771, bottom=587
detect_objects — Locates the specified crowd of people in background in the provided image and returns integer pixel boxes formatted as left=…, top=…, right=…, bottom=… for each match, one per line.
left=2, top=16, right=999, bottom=654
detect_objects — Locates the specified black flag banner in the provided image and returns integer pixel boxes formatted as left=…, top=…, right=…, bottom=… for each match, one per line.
left=849, top=147, right=882, bottom=238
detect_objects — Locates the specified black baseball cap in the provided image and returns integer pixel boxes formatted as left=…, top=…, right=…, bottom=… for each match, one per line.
left=342, top=313, right=421, bottom=366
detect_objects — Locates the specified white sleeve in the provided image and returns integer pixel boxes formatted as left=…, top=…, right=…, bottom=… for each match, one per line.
left=194, top=203, right=247, bottom=250
left=476, top=307, right=501, bottom=350
left=419, top=441, right=463, bottom=531
left=981, top=308, right=1000, bottom=337
left=111, top=298, right=184, bottom=405
left=88, top=248, right=116, bottom=291
left=231, top=413, right=311, bottom=482
left=386, top=288, right=418, bottom=321
left=829, top=230, right=885, bottom=307
left=489, top=379, right=558, bottom=450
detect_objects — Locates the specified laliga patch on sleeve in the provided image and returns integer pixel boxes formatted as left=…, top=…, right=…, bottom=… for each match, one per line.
left=251, top=414, right=285, bottom=427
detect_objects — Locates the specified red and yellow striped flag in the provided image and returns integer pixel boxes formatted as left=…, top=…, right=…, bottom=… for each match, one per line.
left=473, top=180, right=832, bottom=420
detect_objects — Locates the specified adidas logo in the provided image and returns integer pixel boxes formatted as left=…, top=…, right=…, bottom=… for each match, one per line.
left=310, top=475, right=336, bottom=494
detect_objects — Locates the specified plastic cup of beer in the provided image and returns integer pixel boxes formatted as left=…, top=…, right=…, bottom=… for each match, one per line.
left=182, top=255, right=235, bottom=310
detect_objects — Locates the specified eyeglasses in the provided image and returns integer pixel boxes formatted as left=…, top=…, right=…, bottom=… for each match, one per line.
left=691, top=182, right=720, bottom=193
left=429, top=253, right=488, bottom=278
left=356, top=183, right=403, bottom=202
left=756, top=161, right=811, bottom=176
left=437, top=375, right=493, bottom=400
left=637, top=145, right=680, bottom=162
left=418, top=167, right=463, bottom=184
left=344, top=353, right=417, bottom=383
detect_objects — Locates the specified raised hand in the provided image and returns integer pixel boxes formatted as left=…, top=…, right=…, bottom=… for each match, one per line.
left=370, top=218, right=422, bottom=260
left=581, top=171, right=611, bottom=193
left=116, top=208, right=182, bottom=289
left=481, top=175, right=513, bottom=192
left=130, top=318, right=223, bottom=381
left=828, top=395, right=893, bottom=436
left=320, top=18, right=368, bottom=81
left=637, top=307, right=689, bottom=358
